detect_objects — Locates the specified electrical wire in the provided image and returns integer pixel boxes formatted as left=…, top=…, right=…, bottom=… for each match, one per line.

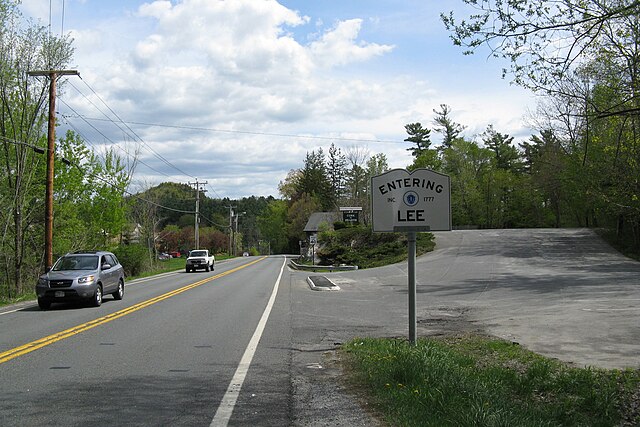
left=1, top=135, right=195, bottom=215
left=67, top=115, right=406, bottom=145
left=62, top=79, right=226, bottom=199
left=58, top=99, right=181, bottom=181
left=76, top=77, right=194, bottom=178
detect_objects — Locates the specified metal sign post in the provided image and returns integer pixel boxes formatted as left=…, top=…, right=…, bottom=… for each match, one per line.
left=371, top=169, right=451, bottom=345
left=407, top=231, right=417, bottom=343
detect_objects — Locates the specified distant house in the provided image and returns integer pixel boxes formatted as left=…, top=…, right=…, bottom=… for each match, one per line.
left=302, top=212, right=340, bottom=259
left=123, top=223, right=143, bottom=244
left=304, top=212, right=340, bottom=239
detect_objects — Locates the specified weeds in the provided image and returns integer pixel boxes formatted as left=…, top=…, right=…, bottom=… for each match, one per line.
left=342, top=335, right=640, bottom=426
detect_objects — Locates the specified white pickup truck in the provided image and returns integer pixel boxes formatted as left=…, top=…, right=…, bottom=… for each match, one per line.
left=185, top=249, right=215, bottom=272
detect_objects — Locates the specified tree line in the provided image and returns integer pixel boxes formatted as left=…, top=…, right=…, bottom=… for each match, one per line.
left=440, top=0, right=640, bottom=253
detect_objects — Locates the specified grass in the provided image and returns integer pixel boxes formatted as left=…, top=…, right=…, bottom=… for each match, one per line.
left=341, top=335, right=640, bottom=426
left=0, top=291, right=37, bottom=308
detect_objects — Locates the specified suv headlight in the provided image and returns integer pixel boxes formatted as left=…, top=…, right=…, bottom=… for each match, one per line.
left=78, top=275, right=95, bottom=284
left=38, top=278, right=48, bottom=287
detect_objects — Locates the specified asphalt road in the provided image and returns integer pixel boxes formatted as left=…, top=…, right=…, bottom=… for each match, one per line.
left=1, top=228, right=638, bottom=426
left=0, top=256, right=292, bottom=426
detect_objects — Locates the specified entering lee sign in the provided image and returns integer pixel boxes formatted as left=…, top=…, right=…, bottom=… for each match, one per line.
left=371, top=168, right=451, bottom=232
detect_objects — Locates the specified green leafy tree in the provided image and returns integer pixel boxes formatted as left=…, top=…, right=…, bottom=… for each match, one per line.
left=286, top=193, right=321, bottom=252
left=442, top=0, right=640, bottom=95
left=520, top=130, right=567, bottom=227
left=482, top=125, right=521, bottom=172
left=257, top=199, right=289, bottom=254
left=441, top=138, right=492, bottom=226
left=0, top=0, right=74, bottom=296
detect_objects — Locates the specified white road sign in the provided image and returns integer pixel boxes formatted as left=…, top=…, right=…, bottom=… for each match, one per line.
left=371, top=168, right=451, bottom=232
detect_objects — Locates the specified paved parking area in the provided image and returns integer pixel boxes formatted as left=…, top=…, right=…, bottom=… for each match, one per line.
left=292, top=229, right=640, bottom=370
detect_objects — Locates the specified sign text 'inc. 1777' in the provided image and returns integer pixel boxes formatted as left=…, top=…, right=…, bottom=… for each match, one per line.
left=371, top=168, right=451, bottom=232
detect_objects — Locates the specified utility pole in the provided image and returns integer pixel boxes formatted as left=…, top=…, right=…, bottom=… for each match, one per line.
left=28, top=69, right=79, bottom=271
left=234, top=211, right=246, bottom=257
left=225, top=205, right=236, bottom=256
left=188, top=179, right=207, bottom=249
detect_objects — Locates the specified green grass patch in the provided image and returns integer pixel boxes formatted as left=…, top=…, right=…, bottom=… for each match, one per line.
left=0, top=290, right=37, bottom=308
left=341, top=335, right=640, bottom=426
left=127, top=256, right=186, bottom=279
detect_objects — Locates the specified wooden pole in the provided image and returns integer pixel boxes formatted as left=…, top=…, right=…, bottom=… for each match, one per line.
left=28, top=70, right=79, bottom=270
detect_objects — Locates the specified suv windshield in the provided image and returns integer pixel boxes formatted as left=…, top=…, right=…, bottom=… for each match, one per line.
left=53, top=255, right=99, bottom=271
left=190, top=251, right=207, bottom=257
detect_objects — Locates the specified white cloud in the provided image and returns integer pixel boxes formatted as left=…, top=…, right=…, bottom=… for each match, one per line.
left=24, top=0, right=537, bottom=199
left=309, top=19, right=394, bottom=67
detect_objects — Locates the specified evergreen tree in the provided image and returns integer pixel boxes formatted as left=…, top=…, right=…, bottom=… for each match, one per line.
left=297, top=149, right=334, bottom=210
left=432, top=104, right=465, bottom=149
left=327, top=143, right=347, bottom=205
left=404, top=122, right=432, bottom=157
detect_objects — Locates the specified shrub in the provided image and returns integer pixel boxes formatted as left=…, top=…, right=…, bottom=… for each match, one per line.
left=318, top=226, right=435, bottom=268
left=113, top=244, right=151, bottom=277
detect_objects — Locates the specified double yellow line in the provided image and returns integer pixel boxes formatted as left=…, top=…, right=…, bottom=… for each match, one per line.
left=0, top=257, right=266, bottom=365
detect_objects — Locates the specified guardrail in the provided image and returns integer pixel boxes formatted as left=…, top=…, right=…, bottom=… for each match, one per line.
left=289, top=260, right=358, bottom=272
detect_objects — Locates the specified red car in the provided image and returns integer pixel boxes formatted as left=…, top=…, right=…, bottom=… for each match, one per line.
left=169, top=251, right=181, bottom=258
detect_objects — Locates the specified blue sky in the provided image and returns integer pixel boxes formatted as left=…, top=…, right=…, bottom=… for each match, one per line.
left=20, top=0, right=538, bottom=199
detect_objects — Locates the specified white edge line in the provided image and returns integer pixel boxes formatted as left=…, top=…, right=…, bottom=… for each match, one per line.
left=209, top=256, right=286, bottom=427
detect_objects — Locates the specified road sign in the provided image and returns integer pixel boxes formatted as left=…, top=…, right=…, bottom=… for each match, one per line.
left=371, top=168, right=451, bottom=232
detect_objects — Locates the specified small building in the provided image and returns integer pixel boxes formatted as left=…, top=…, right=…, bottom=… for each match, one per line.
left=302, top=212, right=340, bottom=259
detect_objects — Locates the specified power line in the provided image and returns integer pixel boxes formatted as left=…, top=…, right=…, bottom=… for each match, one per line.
left=58, top=101, right=181, bottom=181
left=62, top=80, right=225, bottom=198
left=76, top=77, right=194, bottom=178
left=66, top=115, right=406, bottom=145
left=2, top=134, right=195, bottom=215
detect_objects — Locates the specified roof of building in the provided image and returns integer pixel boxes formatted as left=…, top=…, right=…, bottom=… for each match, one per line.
left=303, top=212, right=340, bottom=233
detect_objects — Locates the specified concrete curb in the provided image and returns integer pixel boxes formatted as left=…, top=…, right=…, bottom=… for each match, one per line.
left=290, top=260, right=357, bottom=272
left=306, top=275, right=341, bottom=291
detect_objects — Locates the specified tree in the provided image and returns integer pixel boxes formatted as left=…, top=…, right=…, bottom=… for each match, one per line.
left=404, top=122, right=441, bottom=171
left=442, top=0, right=640, bottom=98
left=343, top=146, right=370, bottom=209
left=296, top=149, right=334, bottom=210
left=0, top=0, right=74, bottom=296
left=404, top=122, right=431, bottom=157
left=327, top=143, right=347, bottom=205
left=286, top=193, right=321, bottom=252
left=278, top=169, right=302, bottom=201
left=432, top=104, right=465, bottom=149
left=520, top=130, right=567, bottom=227
left=257, top=199, right=289, bottom=254
left=482, top=125, right=521, bottom=172
left=441, top=138, right=493, bottom=226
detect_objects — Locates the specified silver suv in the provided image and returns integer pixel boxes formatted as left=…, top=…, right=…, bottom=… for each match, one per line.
left=36, top=251, right=125, bottom=310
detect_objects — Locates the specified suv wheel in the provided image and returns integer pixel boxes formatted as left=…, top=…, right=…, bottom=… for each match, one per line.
left=112, top=280, right=124, bottom=300
left=92, top=285, right=103, bottom=307
left=38, top=298, right=51, bottom=310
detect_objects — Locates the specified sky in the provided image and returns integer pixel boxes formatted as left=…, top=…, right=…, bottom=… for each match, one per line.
left=20, top=0, right=539, bottom=200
